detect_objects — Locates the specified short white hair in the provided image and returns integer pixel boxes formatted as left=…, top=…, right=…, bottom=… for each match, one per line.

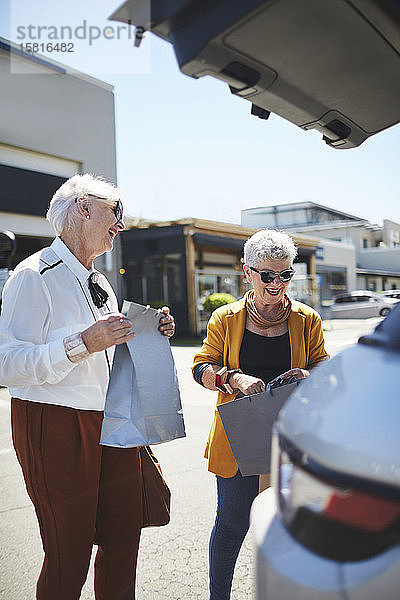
left=243, top=229, right=297, bottom=267
left=46, top=174, right=120, bottom=235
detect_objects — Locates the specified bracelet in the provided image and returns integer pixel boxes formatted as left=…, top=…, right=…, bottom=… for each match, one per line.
left=226, top=368, right=242, bottom=385
left=215, top=367, right=229, bottom=393
left=64, top=332, right=92, bottom=363
left=215, top=367, right=242, bottom=394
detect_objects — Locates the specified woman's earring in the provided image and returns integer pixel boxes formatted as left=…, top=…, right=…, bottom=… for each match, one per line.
left=86, top=215, right=90, bottom=219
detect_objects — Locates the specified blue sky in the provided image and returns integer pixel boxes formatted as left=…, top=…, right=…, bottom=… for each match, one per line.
left=2, top=0, right=400, bottom=225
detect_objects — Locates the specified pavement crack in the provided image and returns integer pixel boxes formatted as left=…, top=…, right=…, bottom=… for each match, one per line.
left=0, top=504, right=32, bottom=515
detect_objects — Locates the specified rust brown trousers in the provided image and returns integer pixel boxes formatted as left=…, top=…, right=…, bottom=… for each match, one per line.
left=11, top=398, right=143, bottom=600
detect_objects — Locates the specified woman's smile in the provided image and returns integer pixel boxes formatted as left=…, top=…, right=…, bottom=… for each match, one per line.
left=108, top=226, right=118, bottom=242
left=264, top=287, right=281, bottom=296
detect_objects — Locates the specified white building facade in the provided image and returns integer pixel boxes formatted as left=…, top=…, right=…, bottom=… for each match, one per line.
left=241, top=201, right=400, bottom=302
left=0, top=38, right=122, bottom=296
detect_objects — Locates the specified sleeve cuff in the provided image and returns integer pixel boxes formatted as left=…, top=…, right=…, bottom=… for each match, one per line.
left=50, top=338, right=79, bottom=376
left=193, top=362, right=214, bottom=386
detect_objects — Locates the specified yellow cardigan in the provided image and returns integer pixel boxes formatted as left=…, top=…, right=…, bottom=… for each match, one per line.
left=192, top=296, right=329, bottom=478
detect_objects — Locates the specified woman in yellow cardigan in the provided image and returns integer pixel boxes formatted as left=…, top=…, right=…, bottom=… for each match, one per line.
left=192, top=229, right=329, bottom=600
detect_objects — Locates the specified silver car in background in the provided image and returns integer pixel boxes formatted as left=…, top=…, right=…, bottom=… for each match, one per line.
left=251, top=306, right=400, bottom=599
left=330, top=291, right=399, bottom=319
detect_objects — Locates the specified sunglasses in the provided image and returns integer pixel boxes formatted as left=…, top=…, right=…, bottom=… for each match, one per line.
left=249, top=266, right=295, bottom=283
left=76, top=195, right=124, bottom=222
left=110, top=199, right=123, bottom=222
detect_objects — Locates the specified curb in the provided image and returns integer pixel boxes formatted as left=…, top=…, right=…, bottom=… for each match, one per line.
left=322, top=317, right=382, bottom=331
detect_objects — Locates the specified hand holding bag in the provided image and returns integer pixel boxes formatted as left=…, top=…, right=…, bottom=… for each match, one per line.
left=101, top=301, right=186, bottom=448
left=217, top=379, right=300, bottom=476
left=140, top=446, right=171, bottom=527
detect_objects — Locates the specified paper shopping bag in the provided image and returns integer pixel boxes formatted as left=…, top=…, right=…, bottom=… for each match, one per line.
left=217, top=380, right=299, bottom=476
left=100, top=301, right=186, bottom=448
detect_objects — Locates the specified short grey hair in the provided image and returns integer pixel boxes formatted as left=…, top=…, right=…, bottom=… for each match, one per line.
left=243, top=229, right=297, bottom=268
left=46, top=174, right=120, bottom=235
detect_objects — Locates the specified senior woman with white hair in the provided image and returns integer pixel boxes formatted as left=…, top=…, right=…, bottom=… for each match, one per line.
left=192, top=229, right=328, bottom=600
left=0, top=174, right=175, bottom=600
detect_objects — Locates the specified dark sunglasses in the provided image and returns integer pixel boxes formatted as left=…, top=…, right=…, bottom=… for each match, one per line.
left=110, top=199, right=123, bottom=222
left=249, top=265, right=295, bottom=283
left=76, top=194, right=124, bottom=222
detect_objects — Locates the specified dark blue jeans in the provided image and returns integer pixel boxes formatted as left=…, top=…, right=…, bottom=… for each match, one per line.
left=209, top=471, right=259, bottom=600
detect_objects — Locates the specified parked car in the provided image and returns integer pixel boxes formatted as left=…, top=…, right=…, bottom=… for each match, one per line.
left=330, top=290, right=399, bottom=319
left=383, top=290, right=400, bottom=300
left=251, top=305, right=400, bottom=600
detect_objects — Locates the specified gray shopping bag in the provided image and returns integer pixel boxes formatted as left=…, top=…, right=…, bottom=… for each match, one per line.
left=217, top=380, right=299, bottom=476
left=100, top=301, right=186, bottom=448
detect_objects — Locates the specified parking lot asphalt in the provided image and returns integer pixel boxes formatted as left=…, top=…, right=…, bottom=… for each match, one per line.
left=0, top=317, right=381, bottom=599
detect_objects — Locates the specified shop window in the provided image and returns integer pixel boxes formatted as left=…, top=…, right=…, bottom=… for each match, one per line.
left=11, top=235, right=53, bottom=269
left=217, top=274, right=240, bottom=297
left=166, top=255, right=184, bottom=304
left=195, top=271, right=243, bottom=334
left=125, top=254, right=184, bottom=308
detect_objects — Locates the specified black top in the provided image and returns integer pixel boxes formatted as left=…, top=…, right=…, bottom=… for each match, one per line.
left=239, top=329, right=291, bottom=385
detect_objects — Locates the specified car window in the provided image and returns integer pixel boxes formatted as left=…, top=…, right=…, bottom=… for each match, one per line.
left=334, top=296, right=351, bottom=304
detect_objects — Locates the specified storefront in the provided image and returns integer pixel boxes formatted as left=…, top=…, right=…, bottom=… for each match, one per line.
left=316, top=265, right=347, bottom=302
left=356, top=269, right=400, bottom=292
left=121, top=219, right=319, bottom=336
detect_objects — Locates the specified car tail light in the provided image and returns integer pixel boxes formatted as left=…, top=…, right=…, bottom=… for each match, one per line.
left=271, top=434, right=400, bottom=561
left=325, top=488, right=400, bottom=532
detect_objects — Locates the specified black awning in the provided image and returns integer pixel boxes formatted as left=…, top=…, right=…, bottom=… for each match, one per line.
left=296, top=247, right=315, bottom=257
left=193, top=233, right=245, bottom=252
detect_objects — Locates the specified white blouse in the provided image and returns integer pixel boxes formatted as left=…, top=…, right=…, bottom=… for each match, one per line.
left=0, top=237, right=118, bottom=411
